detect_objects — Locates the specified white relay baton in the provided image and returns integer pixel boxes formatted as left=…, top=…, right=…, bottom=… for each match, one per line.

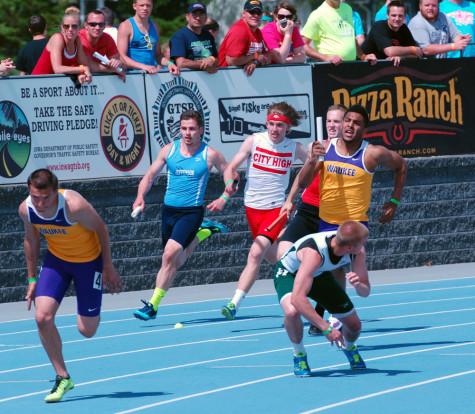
left=93, top=51, right=123, bottom=73
left=316, top=116, right=324, bottom=162
left=131, top=206, right=143, bottom=218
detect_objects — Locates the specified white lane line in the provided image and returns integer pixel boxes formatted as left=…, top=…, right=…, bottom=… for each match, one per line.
left=1, top=285, right=474, bottom=336
left=1, top=276, right=473, bottom=325
left=114, top=342, right=475, bottom=414
left=0, top=323, right=474, bottom=404
left=1, top=305, right=475, bottom=373
left=299, top=369, right=475, bottom=414
left=378, top=307, right=475, bottom=321
left=1, top=294, right=474, bottom=350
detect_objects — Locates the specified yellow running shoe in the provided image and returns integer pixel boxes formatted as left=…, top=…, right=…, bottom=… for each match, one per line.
left=44, top=375, right=74, bottom=403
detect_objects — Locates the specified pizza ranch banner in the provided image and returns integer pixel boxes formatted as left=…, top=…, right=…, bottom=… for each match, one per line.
left=312, top=59, right=475, bottom=157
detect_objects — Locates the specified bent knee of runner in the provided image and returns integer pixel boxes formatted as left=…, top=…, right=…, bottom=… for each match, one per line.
left=340, top=313, right=361, bottom=334
left=77, top=315, right=100, bottom=338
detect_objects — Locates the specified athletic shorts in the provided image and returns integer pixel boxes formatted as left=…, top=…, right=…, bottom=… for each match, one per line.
left=280, top=201, right=320, bottom=243
left=245, top=206, right=287, bottom=242
left=319, top=218, right=368, bottom=232
left=35, top=251, right=103, bottom=317
left=161, top=204, right=204, bottom=248
left=273, top=262, right=354, bottom=316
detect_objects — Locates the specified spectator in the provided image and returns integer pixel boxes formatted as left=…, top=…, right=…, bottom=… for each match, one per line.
left=64, top=6, right=80, bottom=15
left=301, top=0, right=376, bottom=65
left=16, top=15, right=48, bottom=75
left=0, top=58, right=15, bottom=76
left=203, top=17, right=220, bottom=40
left=409, top=0, right=471, bottom=58
left=341, top=0, right=365, bottom=46
left=218, top=0, right=269, bottom=76
left=169, top=2, right=218, bottom=73
left=117, top=0, right=178, bottom=74
left=261, top=1, right=306, bottom=64
left=261, top=12, right=273, bottom=27
left=440, top=0, right=475, bottom=57
left=31, top=11, right=94, bottom=85
left=101, top=7, right=118, bottom=44
left=79, top=10, right=124, bottom=76
left=362, top=1, right=423, bottom=66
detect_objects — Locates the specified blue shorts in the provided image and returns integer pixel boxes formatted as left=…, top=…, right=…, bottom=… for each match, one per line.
left=319, top=219, right=368, bottom=232
left=161, top=204, right=204, bottom=248
left=35, top=251, right=103, bottom=317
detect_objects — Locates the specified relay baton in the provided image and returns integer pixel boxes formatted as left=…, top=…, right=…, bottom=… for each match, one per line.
left=316, top=116, right=324, bottom=162
left=131, top=206, right=143, bottom=218
left=93, top=52, right=123, bottom=73
left=265, top=211, right=288, bottom=232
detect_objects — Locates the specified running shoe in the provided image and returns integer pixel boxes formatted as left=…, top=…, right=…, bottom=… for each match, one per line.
left=133, top=300, right=157, bottom=321
left=44, top=375, right=74, bottom=403
left=342, top=345, right=366, bottom=370
left=199, top=219, right=229, bottom=234
left=328, top=315, right=343, bottom=330
left=307, top=324, right=322, bottom=336
left=293, top=353, right=311, bottom=377
left=221, top=302, right=236, bottom=320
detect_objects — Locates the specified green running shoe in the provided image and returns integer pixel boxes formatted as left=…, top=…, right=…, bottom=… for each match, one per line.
left=44, top=375, right=74, bottom=403
left=342, top=345, right=366, bottom=370
left=221, top=302, right=236, bottom=320
left=293, top=353, right=311, bottom=377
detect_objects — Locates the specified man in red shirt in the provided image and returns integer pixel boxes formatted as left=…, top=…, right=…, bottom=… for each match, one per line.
left=218, top=0, right=269, bottom=76
left=79, top=9, right=124, bottom=75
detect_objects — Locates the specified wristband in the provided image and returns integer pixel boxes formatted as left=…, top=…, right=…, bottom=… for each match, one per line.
left=28, top=276, right=38, bottom=284
left=451, top=43, right=456, bottom=51
left=167, top=60, right=175, bottom=67
left=79, top=65, right=85, bottom=74
left=322, top=326, right=333, bottom=336
left=389, top=197, right=400, bottom=206
left=220, top=194, right=230, bottom=202
left=225, top=178, right=234, bottom=186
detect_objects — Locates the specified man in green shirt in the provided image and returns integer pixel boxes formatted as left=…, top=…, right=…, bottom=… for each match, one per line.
left=301, top=0, right=376, bottom=64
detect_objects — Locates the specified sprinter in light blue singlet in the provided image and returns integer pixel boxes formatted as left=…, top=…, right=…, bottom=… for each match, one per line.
left=164, top=139, right=209, bottom=207
left=131, top=110, right=238, bottom=321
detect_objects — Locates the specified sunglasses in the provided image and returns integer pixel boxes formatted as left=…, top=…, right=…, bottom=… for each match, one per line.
left=248, top=10, right=262, bottom=16
left=143, top=34, right=153, bottom=50
left=277, top=13, right=293, bottom=20
left=87, top=22, right=105, bottom=28
left=62, top=24, right=79, bottom=30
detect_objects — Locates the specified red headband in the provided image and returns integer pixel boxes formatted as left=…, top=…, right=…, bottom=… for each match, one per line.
left=267, top=113, right=291, bottom=125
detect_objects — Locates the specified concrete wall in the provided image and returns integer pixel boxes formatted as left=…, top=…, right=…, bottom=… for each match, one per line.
left=1, top=154, right=474, bottom=303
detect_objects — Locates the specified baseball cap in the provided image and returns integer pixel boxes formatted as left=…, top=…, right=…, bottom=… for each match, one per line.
left=187, top=2, right=206, bottom=13
left=244, top=0, right=263, bottom=12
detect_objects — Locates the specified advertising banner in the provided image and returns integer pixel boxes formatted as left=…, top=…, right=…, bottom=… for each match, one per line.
left=312, top=59, right=475, bottom=157
left=0, top=73, right=150, bottom=184
left=145, top=65, right=314, bottom=163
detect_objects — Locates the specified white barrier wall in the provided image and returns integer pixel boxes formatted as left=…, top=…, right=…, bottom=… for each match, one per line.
left=0, top=73, right=150, bottom=185
left=145, top=65, right=314, bottom=161
left=0, top=65, right=314, bottom=185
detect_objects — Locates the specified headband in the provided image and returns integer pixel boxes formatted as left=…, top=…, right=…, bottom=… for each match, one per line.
left=267, top=113, right=291, bottom=125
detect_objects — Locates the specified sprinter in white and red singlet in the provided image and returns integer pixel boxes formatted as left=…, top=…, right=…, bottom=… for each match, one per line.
left=220, top=102, right=308, bottom=320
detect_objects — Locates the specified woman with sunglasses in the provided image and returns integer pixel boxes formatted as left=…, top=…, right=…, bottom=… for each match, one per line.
left=117, top=0, right=178, bottom=75
left=261, top=1, right=306, bottom=64
left=32, top=12, right=94, bottom=84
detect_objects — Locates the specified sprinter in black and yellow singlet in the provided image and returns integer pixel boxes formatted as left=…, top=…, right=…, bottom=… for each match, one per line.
left=18, top=169, right=122, bottom=403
